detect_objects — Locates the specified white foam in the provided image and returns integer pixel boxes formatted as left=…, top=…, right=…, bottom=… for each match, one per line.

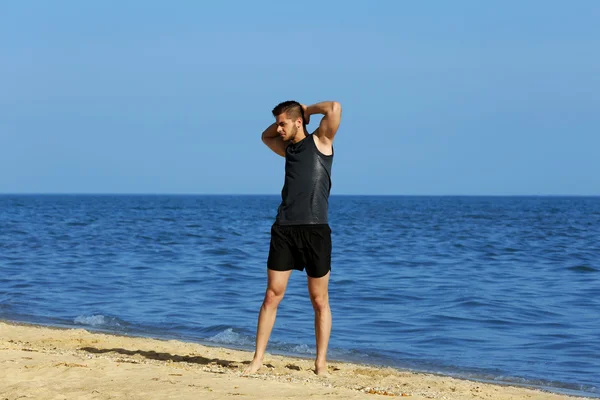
left=74, top=315, right=118, bottom=327
left=291, top=344, right=315, bottom=354
left=207, top=328, right=252, bottom=346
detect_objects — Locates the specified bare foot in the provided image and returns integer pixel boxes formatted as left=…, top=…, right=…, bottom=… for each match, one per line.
left=243, top=357, right=263, bottom=375
left=314, top=362, right=329, bottom=376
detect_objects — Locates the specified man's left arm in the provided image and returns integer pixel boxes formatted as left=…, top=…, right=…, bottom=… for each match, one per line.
left=303, top=101, right=342, bottom=143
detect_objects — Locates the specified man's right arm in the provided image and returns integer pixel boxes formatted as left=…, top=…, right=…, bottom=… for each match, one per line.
left=261, top=123, right=286, bottom=157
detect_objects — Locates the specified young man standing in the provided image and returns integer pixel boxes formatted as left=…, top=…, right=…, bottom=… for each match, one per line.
left=245, top=100, right=342, bottom=375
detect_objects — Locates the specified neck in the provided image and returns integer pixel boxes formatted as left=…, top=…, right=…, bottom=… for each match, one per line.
left=291, top=128, right=308, bottom=144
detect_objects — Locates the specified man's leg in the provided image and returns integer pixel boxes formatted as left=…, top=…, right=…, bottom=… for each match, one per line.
left=307, top=271, right=331, bottom=375
left=244, top=268, right=292, bottom=374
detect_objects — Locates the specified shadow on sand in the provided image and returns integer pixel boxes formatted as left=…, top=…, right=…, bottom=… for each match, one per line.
left=79, top=347, right=275, bottom=369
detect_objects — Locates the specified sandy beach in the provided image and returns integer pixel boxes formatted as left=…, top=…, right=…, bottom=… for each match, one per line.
left=0, top=321, right=592, bottom=400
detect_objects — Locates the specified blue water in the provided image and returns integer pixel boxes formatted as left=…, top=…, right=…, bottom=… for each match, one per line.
left=1, top=195, right=599, bottom=397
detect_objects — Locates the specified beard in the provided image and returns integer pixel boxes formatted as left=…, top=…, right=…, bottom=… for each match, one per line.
left=286, top=124, right=298, bottom=142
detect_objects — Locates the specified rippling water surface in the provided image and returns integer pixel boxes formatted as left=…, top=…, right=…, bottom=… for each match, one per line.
left=1, top=195, right=599, bottom=397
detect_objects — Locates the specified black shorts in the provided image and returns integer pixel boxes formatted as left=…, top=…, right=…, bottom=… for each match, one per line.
left=267, top=223, right=332, bottom=278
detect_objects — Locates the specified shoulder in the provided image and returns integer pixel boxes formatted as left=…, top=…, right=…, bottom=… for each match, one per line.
left=311, top=134, right=333, bottom=156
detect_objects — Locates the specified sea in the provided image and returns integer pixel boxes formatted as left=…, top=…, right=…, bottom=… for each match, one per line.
left=0, top=194, right=598, bottom=397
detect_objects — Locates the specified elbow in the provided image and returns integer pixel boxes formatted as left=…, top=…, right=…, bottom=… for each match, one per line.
left=261, top=134, right=271, bottom=146
left=331, top=101, right=342, bottom=115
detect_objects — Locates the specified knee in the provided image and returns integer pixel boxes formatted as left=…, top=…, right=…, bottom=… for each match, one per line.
left=310, top=294, right=329, bottom=313
left=263, top=289, right=284, bottom=309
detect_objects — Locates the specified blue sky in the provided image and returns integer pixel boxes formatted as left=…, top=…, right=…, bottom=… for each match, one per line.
left=1, top=1, right=598, bottom=195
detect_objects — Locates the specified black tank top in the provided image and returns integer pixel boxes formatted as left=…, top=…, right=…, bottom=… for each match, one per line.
left=275, top=134, right=333, bottom=225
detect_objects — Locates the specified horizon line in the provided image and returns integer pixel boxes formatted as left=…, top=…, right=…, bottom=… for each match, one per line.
left=1, top=192, right=599, bottom=197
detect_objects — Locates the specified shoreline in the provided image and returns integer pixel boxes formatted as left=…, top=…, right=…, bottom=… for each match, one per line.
left=1, top=320, right=594, bottom=400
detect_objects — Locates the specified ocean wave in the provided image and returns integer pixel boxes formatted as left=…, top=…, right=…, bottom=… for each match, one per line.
left=206, top=328, right=254, bottom=346
left=74, top=314, right=127, bottom=329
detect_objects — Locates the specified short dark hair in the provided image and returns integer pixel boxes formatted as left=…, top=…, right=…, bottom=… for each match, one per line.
left=272, top=100, right=305, bottom=127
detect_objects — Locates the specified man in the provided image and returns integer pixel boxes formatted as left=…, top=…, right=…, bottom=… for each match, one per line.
left=245, top=100, right=342, bottom=376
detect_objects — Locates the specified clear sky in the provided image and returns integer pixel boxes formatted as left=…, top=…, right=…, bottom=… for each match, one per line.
left=1, top=1, right=599, bottom=195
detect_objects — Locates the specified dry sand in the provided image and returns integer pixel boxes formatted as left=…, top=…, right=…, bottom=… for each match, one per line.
left=0, top=321, right=591, bottom=399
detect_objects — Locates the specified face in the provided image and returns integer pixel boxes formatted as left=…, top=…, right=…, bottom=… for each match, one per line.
left=275, top=112, right=301, bottom=142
